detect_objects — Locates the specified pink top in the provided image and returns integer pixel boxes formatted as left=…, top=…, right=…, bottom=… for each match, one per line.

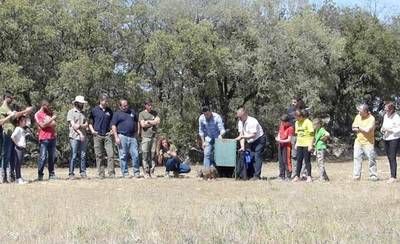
left=35, top=110, right=56, bottom=141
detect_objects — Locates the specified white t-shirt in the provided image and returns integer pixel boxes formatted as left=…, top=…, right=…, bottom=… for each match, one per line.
left=11, top=126, right=26, bottom=148
left=381, top=112, right=400, bottom=141
left=237, top=116, right=264, bottom=143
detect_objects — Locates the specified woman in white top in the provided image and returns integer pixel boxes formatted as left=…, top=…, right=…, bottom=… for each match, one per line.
left=381, top=102, right=400, bottom=183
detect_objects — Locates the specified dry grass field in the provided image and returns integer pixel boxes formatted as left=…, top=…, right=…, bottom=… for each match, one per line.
left=0, top=156, right=399, bottom=243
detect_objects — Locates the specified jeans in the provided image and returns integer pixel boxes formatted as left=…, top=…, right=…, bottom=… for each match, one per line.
left=316, top=149, right=329, bottom=180
left=117, top=134, right=139, bottom=176
left=384, top=139, right=399, bottom=178
left=249, top=135, right=266, bottom=178
left=14, top=146, right=24, bottom=179
left=278, top=145, right=292, bottom=179
left=296, top=146, right=311, bottom=177
left=141, top=136, right=156, bottom=173
left=69, top=138, right=87, bottom=176
left=165, top=157, right=191, bottom=174
left=38, top=139, right=56, bottom=177
left=1, top=133, right=15, bottom=179
left=203, top=138, right=216, bottom=168
left=353, top=143, right=377, bottom=178
left=93, top=134, right=115, bottom=177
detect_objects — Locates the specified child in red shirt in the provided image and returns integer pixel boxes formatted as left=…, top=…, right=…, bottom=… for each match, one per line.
left=276, top=114, right=294, bottom=180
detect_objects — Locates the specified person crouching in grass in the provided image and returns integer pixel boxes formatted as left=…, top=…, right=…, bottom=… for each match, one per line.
left=11, top=116, right=28, bottom=184
left=313, top=118, right=330, bottom=181
left=293, top=109, right=314, bottom=183
left=158, top=137, right=191, bottom=178
left=275, top=114, right=294, bottom=181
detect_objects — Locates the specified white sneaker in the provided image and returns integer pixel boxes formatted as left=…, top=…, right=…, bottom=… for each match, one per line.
left=16, top=178, right=27, bottom=185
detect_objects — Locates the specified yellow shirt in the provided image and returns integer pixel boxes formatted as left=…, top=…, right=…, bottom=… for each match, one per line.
left=295, top=118, right=314, bottom=147
left=352, top=114, right=375, bottom=145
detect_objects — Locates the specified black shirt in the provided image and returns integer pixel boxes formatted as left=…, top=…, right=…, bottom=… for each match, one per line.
left=90, top=105, right=113, bottom=136
left=111, top=109, right=138, bottom=137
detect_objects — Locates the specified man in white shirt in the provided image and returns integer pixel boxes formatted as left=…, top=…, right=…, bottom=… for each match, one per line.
left=235, top=107, right=267, bottom=180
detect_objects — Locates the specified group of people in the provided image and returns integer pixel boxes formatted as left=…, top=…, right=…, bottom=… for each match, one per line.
left=0, top=90, right=399, bottom=184
left=0, top=91, right=191, bottom=184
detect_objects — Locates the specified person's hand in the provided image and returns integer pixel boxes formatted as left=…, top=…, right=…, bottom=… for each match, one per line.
left=91, top=130, right=98, bottom=136
left=238, top=147, right=245, bottom=152
left=218, top=135, right=223, bottom=140
left=235, top=135, right=242, bottom=141
left=115, top=136, right=121, bottom=145
left=308, top=145, right=313, bottom=152
left=275, top=136, right=280, bottom=142
left=25, top=106, right=34, bottom=114
left=352, top=127, right=360, bottom=132
left=51, top=115, right=57, bottom=121
left=295, top=143, right=298, bottom=150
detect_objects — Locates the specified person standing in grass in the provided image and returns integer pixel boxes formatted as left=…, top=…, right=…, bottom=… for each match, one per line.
left=313, top=118, right=330, bottom=181
left=352, top=104, right=378, bottom=181
left=67, top=95, right=89, bottom=180
left=198, top=106, right=225, bottom=169
left=380, top=102, right=400, bottom=183
left=34, top=100, right=57, bottom=181
left=0, top=91, right=33, bottom=183
left=292, top=109, right=314, bottom=183
left=11, top=116, right=28, bottom=184
left=139, top=98, right=160, bottom=178
left=111, top=99, right=140, bottom=178
left=236, top=107, right=266, bottom=181
left=275, top=114, right=294, bottom=181
left=89, top=94, right=115, bottom=179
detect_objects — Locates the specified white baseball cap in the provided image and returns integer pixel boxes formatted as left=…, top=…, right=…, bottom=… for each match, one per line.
left=73, top=95, right=87, bottom=104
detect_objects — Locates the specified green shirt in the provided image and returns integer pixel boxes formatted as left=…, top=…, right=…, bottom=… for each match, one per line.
left=0, top=104, right=14, bottom=135
left=314, top=127, right=330, bottom=151
left=139, top=110, right=159, bottom=138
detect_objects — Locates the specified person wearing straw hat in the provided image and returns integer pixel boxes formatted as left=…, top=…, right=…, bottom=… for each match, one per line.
left=352, top=104, right=378, bottom=181
left=67, top=95, right=89, bottom=180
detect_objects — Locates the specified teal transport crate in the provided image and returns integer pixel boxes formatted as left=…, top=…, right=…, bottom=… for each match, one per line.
left=214, top=139, right=237, bottom=167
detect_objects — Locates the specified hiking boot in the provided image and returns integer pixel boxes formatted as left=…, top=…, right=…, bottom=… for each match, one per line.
left=37, top=175, right=44, bottom=181
left=10, top=173, right=16, bottom=183
left=369, top=176, right=379, bottom=182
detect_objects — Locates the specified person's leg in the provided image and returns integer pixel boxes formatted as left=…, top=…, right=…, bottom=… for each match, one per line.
left=179, top=163, right=191, bottom=174
left=38, top=140, right=47, bottom=179
left=117, top=135, right=129, bottom=176
left=79, top=139, right=87, bottom=176
left=287, top=146, right=292, bottom=176
left=386, top=139, right=398, bottom=179
left=48, top=139, right=56, bottom=177
left=304, top=149, right=312, bottom=177
left=278, top=145, right=285, bottom=178
left=394, top=139, right=400, bottom=179
left=105, top=135, right=115, bottom=177
left=364, top=144, right=377, bottom=179
left=1, top=133, right=12, bottom=181
left=252, top=136, right=266, bottom=179
left=8, top=139, right=16, bottom=181
left=296, top=147, right=305, bottom=177
left=317, top=150, right=328, bottom=180
left=141, top=137, right=151, bottom=174
left=14, top=147, right=23, bottom=179
left=165, top=158, right=177, bottom=172
left=150, top=137, right=157, bottom=173
left=69, top=139, right=78, bottom=176
left=353, top=144, right=363, bottom=179
left=203, top=141, right=212, bottom=168
left=93, top=135, right=105, bottom=177
left=129, top=137, right=140, bottom=176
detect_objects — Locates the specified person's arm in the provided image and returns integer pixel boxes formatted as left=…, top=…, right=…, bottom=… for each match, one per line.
left=199, top=117, right=205, bottom=148
left=112, top=125, right=120, bottom=145
left=14, top=106, right=33, bottom=118
left=321, top=130, right=330, bottom=142
left=278, top=135, right=292, bottom=144
left=0, top=113, right=15, bottom=126
left=216, top=115, right=226, bottom=139
left=308, top=121, right=315, bottom=151
left=89, top=110, right=97, bottom=135
left=35, top=113, right=57, bottom=129
left=167, top=145, right=178, bottom=157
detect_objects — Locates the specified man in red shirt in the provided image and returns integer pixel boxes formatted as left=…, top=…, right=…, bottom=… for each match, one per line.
left=275, top=114, right=294, bottom=180
left=34, top=100, right=57, bottom=181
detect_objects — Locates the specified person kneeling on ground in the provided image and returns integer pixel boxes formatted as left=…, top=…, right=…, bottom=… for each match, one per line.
left=158, top=137, right=191, bottom=178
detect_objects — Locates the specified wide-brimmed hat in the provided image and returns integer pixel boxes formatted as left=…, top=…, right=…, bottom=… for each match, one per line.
left=73, top=95, right=87, bottom=104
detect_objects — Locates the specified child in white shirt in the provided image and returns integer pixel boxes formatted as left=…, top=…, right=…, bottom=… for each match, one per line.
left=11, top=116, right=28, bottom=184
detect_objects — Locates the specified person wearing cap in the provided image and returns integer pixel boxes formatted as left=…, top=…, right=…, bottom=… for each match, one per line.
left=0, top=91, right=33, bottom=183
left=89, top=94, right=115, bottom=178
left=34, top=99, right=57, bottom=181
left=235, top=107, right=266, bottom=180
left=67, top=95, right=89, bottom=179
left=198, top=106, right=226, bottom=169
left=352, top=104, right=378, bottom=181
left=139, top=98, right=160, bottom=177
left=111, top=99, right=140, bottom=177
left=380, top=102, right=400, bottom=183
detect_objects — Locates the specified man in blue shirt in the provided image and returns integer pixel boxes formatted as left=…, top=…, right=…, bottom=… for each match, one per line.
left=111, top=99, right=140, bottom=177
left=89, top=94, right=115, bottom=178
left=198, top=106, right=225, bottom=168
